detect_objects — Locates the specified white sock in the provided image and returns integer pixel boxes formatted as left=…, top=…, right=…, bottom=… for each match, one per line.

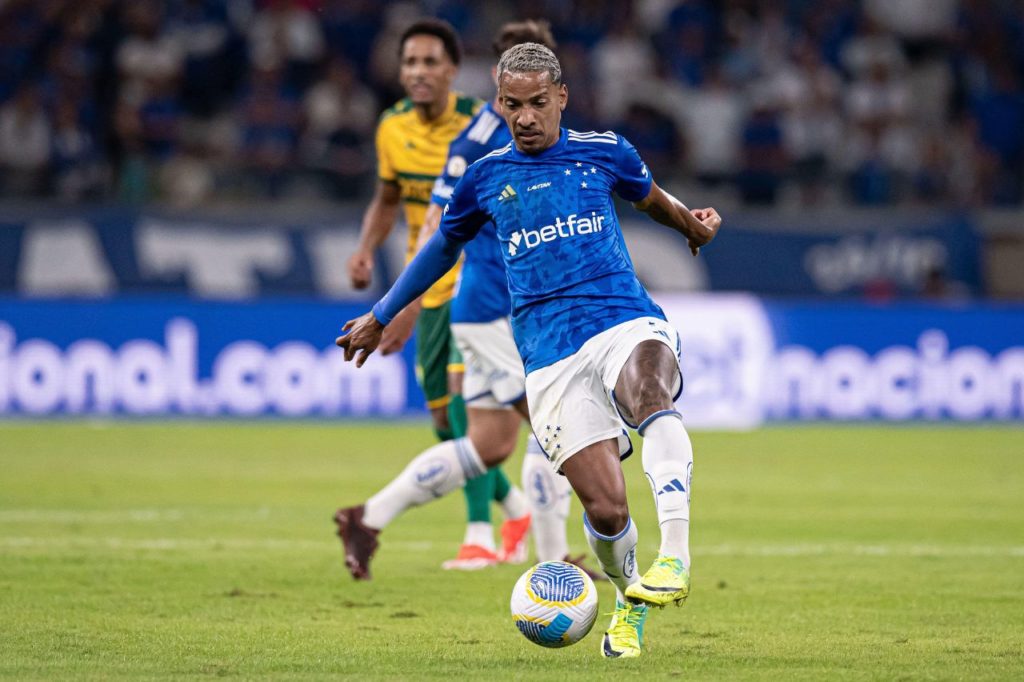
left=362, top=437, right=486, bottom=530
left=640, top=410, right=693, bottom=566
left=584, top=514, right=638, bottom=602
left=463, top=521, right=495, bottom=550
left=522, top=437, right=570, bottom=561
left=499, top=485, right=530, bottom=521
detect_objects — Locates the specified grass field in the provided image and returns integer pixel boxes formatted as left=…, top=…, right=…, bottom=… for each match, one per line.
left=1, top=423, right=1022, bottom=680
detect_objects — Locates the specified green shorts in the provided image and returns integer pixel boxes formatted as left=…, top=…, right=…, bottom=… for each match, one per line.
left=415, top=302, right=464, bottom=409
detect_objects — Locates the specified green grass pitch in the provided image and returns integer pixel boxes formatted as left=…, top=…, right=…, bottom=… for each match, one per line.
left=1, top=422, right=1022, bottom=680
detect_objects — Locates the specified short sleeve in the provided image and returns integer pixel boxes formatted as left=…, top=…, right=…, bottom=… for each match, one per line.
left=375, top=123, right=396, bottom=183
left=438, top=163, right=489, bottom=243
left=612, top=134, right=653, bottom=202
left=430, top=139, right=472, bottom=207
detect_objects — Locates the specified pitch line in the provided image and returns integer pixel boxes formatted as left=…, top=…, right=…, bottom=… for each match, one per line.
left=1, top=536, right=1021, bottom=557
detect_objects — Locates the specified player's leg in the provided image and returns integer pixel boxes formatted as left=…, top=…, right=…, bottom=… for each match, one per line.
left=443, top=404, right=527, bottom=570
left=454, top=318, right=532, bottom=565
left=336, top=302, right=455, bottom=579
left=520, top=434, right=604, bottom=579
left=417, top=304, right=455, bottom=441
left=520, top=435, right=569, bottom=561
left=614, top=337, right=693, bottom=608
left=524, top=347, right=648, bottom=657
left=446, top=321, right=521, bottom=567
left=559, top=439, right=647, bottom=658
left=449, top=348, right=501, bottom=565
left=334, top=405, right=523, bottom=580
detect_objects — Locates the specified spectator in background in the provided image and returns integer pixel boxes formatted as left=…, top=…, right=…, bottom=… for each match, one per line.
left=682, top=65, right=743, bottom=190
left=843, top=55, right=917, bottom=205
left=113, top=100, right=151, bottom=203
left=52, top=96, right=106, bottom=201
left=319, top=0, right=383, bottom=77
left=773, top=40, right=844, bottom=204
left=249, top=0, right=325, bottom=91
left=116, top=0, right=183, bottom=107
left=800, top=0, right=859, bottom=71
left=657, top=0, right=717, bottom=87
left=593, top=20, right=657, bottom=123
left=167, top=0, right=245, bottom=117
left=617, top=101, right=685, bottom=184
left=561, top=0, right=617, bottom=48
left=0, top=84, right=52, bottom=196
left=238, top=62, right=301, bottom=198
left=664, top=20, right=710, bottom=87
left=846, top=125, right=897, bottom=205
left=558, top=42, right=602, bottom=131
left=840, top=12, right=907, bottom=78
left=911, top=130, right=953, bottom=205
left=969, top=64, right=1024, bottom=205
left=136, top=74, right=182, bottom=163
left=737, top=90, right=786, bottom=205
left=301, top=57, right=378, bottom=199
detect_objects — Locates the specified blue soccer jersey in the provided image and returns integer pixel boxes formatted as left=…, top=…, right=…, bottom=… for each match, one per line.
left=439, top=128, right=666, bottom=373
left=430, top=102, right=512, bottom=325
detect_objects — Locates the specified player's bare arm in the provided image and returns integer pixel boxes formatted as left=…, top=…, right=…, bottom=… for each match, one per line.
left=348, top=180, right=401, bottom=289
left=416, top=202, right=444, bottom=250
left=633, top=182, right=721, bottom=256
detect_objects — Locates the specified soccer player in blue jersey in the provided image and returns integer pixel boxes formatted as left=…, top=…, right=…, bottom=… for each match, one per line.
left=335, top=21, right=598, bottom=576
left=337, top=43, right=721, bottom=658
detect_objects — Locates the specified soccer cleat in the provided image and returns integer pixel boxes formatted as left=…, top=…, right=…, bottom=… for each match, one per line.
left=498, top=514, right=531, bottom=563
left=333, top=505, right=379, bottom=581
left=563, top=553, right=608, bottom=582
left=441, top=544, right=500, bottom=570
left=624, top=555, right=690, bottom=608
left=601, top=600, right=648, bottom=658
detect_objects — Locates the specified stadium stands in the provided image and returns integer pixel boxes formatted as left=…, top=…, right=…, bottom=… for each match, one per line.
left=1, top=0, right=1022, bottom=208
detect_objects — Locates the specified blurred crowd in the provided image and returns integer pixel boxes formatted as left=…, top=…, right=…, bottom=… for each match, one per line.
left=1, top=0, right=1023, bottom=208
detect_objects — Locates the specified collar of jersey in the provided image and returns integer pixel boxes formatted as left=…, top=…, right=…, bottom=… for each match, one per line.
left=510, top=127, right=567, bottom=160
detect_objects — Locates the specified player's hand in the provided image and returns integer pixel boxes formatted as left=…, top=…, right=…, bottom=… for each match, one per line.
left=687, top=207, right=722, bottom=256
left=379, top=303, right=418, bottom=355
left=335, top=312, right=385, bottom=367
left=347, top=250, right=374, bottom=289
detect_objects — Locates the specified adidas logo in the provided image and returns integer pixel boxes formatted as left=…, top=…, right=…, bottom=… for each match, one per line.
left=498, top=184, right=517, bottom=201
left=656, top=478, right=686, bottom=496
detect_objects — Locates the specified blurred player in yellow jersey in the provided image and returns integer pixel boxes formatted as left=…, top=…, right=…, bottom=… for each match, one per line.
left=338, top=19, right=529, bottom=575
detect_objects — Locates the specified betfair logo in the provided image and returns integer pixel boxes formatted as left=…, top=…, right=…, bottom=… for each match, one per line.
left=508, top=211, right=606, bottom=257
left=498, top=184, right=517, bottom=201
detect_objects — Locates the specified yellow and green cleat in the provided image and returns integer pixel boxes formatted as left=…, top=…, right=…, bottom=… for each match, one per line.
left=601, top=600, right=648, bottom=658
left=624, top=555, right=690, bottom=608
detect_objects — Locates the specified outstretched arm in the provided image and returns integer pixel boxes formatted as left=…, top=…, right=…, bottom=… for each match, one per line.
left=633, top=181, right=721, bottom=256
left=336, top=231, right=465, bottom=367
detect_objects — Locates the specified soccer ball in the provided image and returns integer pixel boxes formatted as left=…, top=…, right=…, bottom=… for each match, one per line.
left=510, top=560, right=599, bottom=648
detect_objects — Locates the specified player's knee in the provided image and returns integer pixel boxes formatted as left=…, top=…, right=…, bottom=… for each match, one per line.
left=584, top=499, right=629, bottom=537
left=630, top=375, right=674, bottom=423
left=472, top=434, right=517, bottom=467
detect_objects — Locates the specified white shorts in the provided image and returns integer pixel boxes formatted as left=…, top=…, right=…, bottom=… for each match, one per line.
left=525, top=316, right=682, bottom=471
left=452, top=318, right=526, bottom=410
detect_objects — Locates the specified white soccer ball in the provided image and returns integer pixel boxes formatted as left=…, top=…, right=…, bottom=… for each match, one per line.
left=510, top=560, right=599, bottom=648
